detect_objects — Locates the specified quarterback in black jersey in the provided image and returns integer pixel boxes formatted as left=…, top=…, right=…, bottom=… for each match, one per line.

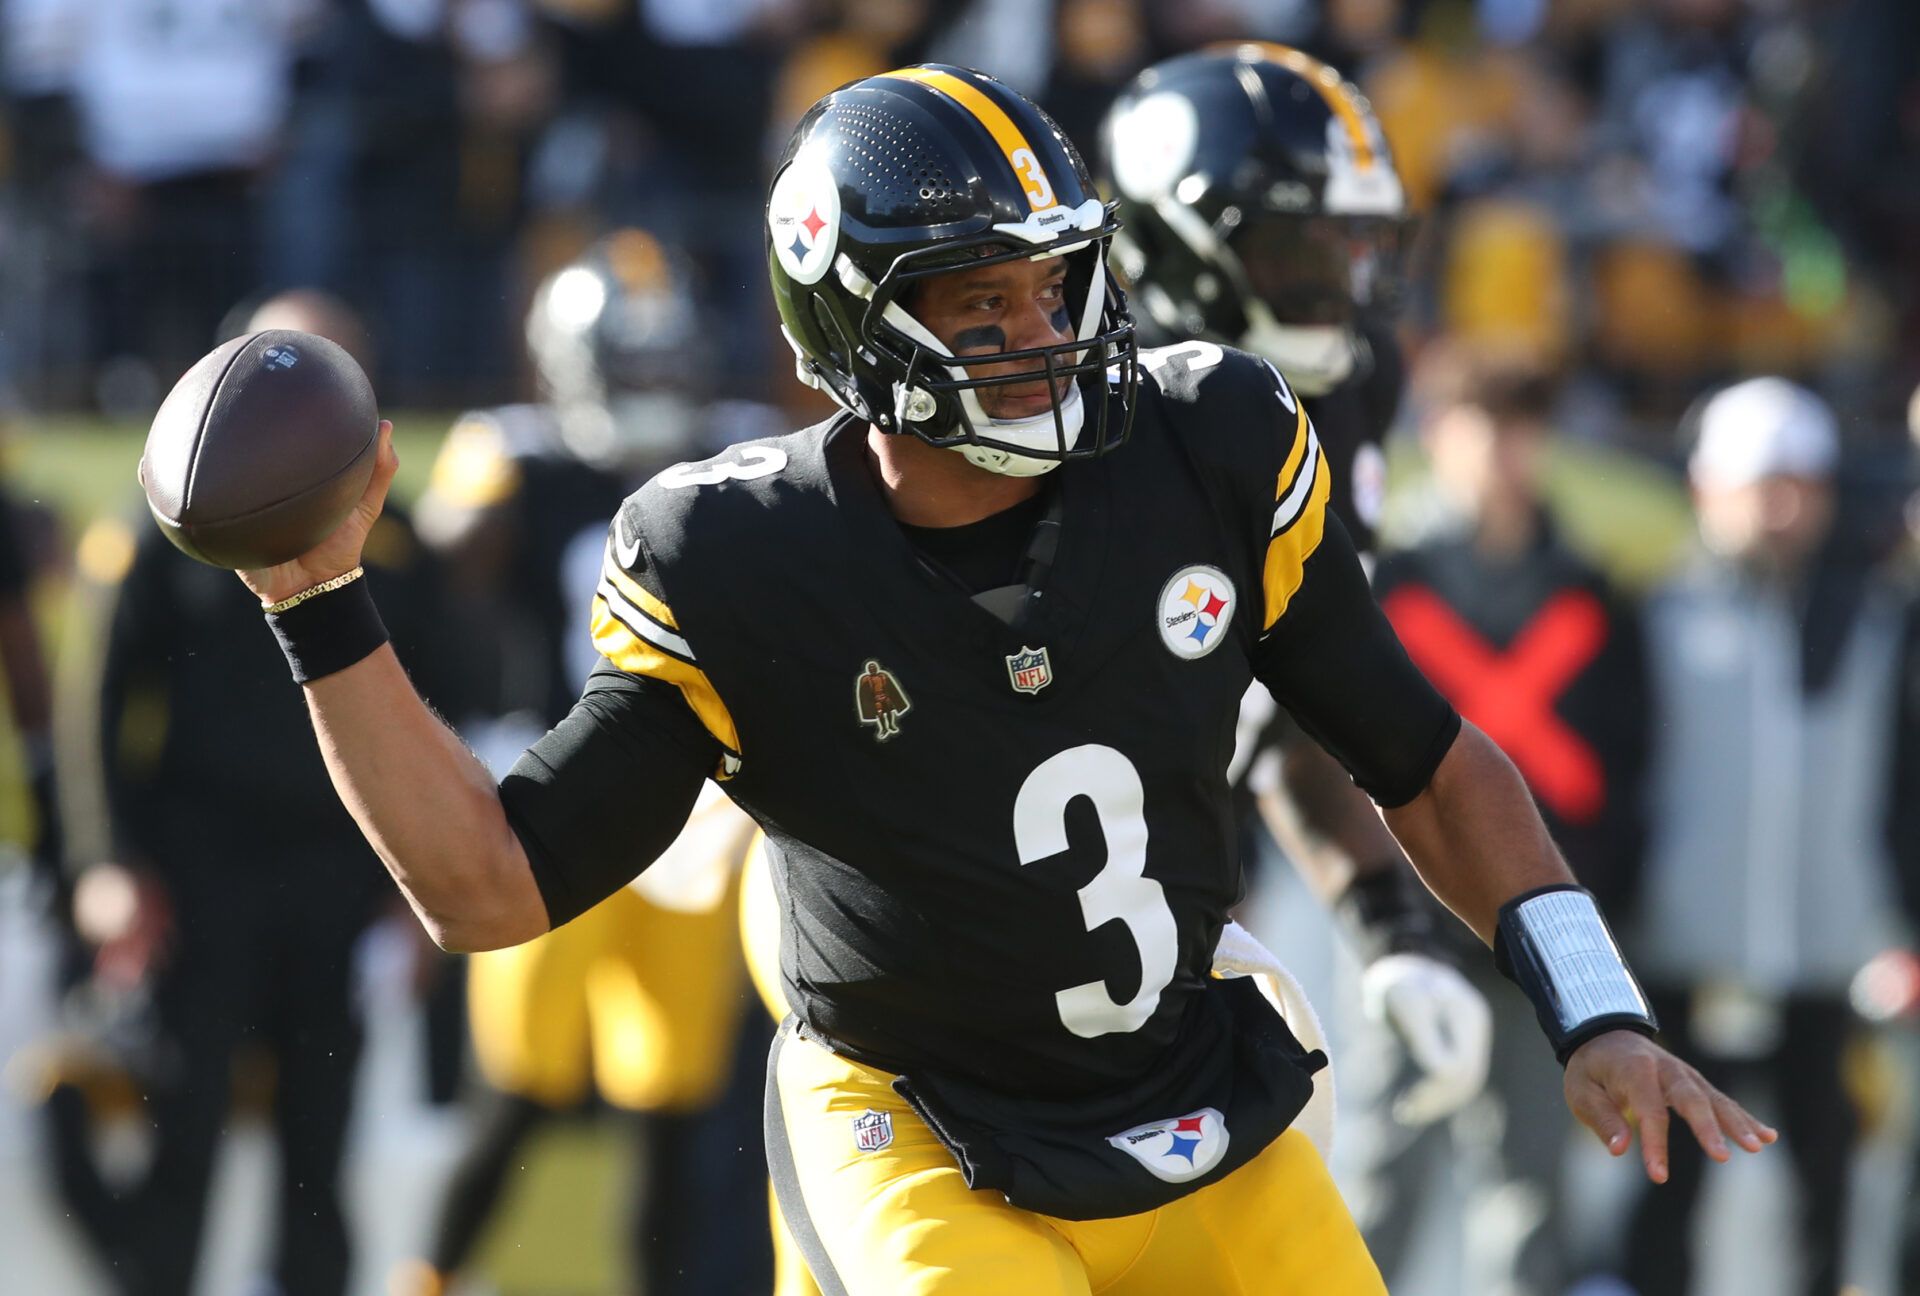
left=233, top=64, right=1772, bottom=1296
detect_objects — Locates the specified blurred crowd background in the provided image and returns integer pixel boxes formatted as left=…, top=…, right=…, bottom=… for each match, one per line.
left=1, top=0, right=1917, bottom=434
left=0, top=0, right=1917, bottom=1294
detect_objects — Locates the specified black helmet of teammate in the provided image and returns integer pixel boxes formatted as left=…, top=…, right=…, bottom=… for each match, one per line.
left=769, top=64, right=1138, bottom=478
left=1101, top=44, right=1410, bottom=395
left=527, top=227, right=712, bottom=472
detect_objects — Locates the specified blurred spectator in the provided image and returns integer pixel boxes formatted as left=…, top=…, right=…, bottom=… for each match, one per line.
left=267, top=0, right=551, bottom=407
left=40, top=294, right=465, bottom=1296
left=1592, top=0, right=1751, bottom=263
left=1363, top=345, right=1648, bottom=1296
left=1619, top=376, right=1918, bottom=1296
left=1041, top=0, right=1154, bottom=157
left=527, top=0, right=799, bottom=398
left=55, top=0, right=314, bottom=407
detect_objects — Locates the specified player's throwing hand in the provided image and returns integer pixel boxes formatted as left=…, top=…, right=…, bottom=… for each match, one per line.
left=1564, top=1029, right=1777, bottom=1183
left=237, top=422, right=399, bottom=607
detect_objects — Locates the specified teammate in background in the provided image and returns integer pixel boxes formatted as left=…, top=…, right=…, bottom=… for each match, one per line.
left=1369, top=347, right=1651, bottom=1294
left=1101, top=45, right=1494, bottom=1130
left=231, top=67, right=1770, bottom=1295
left=53, top=292, right=464, bottom=1296
left=390, top=231, right=763, bottom=1296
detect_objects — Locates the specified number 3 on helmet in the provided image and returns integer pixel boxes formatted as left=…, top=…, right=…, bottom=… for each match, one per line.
left=766, top=64, right=1140, bottom=478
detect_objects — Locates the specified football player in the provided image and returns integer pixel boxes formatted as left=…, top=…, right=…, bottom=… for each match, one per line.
left=232, top=66, right=1772, bottom=1295
left=748, top=50, right=1485, bottom=1294
left=1101, top=42, right=1495, bottom=1135
left=391, top=232, right=761, bottom=1296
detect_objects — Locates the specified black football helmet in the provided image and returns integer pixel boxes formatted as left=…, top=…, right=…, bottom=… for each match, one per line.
left=768, top=64, right=1138, bottom=477
left=526, top=227, right=712, bottom=472
left=1101, top=44, right=1410, bottom=395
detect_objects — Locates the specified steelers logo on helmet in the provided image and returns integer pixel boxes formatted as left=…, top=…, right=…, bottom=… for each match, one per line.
left=1157, top=564, right=1236, bottom=659
left=765, top=65, right=1141, bottom=477
left=769, top=148, right=841, bottom=286
left=1105, top=91, right=1198, bottom=204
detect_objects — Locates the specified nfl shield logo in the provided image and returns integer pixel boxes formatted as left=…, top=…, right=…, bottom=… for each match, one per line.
left=1006, top=645, right=1052, bottom=695
left=851, top=1109, right=894, bottom=1153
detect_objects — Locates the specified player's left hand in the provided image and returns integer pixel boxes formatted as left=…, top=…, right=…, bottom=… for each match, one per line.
left=1361, top=952, right=1493, bottom=1126
left=1565, top=1030, right=1778, bottom=1182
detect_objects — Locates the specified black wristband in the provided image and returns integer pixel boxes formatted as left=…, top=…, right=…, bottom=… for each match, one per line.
left=265, top=576, right=389, bottom=683
left=1335, top=865, right=1446, bottom=965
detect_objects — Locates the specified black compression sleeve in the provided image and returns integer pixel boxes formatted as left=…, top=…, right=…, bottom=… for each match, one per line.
left=1253, top=511, right=1460, bottom=807
left=499, top=661, right=719, bottom=927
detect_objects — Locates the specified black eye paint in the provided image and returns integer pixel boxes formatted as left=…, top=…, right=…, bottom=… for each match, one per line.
left=1048, top=301, right=1070, bottom=333
left=953, top=325, right=1007, bottom=352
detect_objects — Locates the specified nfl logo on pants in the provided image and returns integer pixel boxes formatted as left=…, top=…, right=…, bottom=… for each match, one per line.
left=852, top=1109, right=894, bottom=1153
left=1006, top=645, right=1052, bottom=695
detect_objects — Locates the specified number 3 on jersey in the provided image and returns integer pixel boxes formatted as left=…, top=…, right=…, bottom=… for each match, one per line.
left=1014, top=745, right=1178, bottom=1039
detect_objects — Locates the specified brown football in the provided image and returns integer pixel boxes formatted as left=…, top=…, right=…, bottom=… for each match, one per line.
left=139, top=330, right=379, bottom=569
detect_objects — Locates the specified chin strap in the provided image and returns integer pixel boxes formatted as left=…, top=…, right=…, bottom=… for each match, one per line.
left=951, top=382, right=1088, bottom=477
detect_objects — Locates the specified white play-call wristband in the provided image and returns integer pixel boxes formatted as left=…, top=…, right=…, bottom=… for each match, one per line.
left=1495, top=885, right=1657, bottom=1064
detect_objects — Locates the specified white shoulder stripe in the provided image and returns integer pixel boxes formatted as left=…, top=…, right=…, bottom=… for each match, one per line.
left=1271, top=430, right=1322, bottom=536
left=597, top=577, right=695, bottom=661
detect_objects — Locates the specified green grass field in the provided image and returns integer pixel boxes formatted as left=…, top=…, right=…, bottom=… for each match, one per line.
left=5, top=415, right=451, bottom=526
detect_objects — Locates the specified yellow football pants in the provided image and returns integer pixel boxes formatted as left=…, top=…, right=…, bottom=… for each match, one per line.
left=468, top=877, right=746, bottom=1113
left=764, top=1019, right=1384, bottom=1296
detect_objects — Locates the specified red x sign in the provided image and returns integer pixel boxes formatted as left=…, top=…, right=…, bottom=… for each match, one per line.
left=1381, top=585, right=1609, bottom=825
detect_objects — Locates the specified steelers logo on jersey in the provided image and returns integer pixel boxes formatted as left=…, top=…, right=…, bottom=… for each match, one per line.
left=1106, top=1106, right=1231, bottom=1184
left=1156, top=564, right=1236, bottom=659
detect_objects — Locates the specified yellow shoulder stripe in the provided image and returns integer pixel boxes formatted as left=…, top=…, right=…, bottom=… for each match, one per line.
left=592, top=596, right=741, bottom=755
left=881, top=68, right=1059, bottom=212
left=1262, top=420, right=1332, bottom=631
left=606, top=564, right=678, bottom=630
left=1275, top=399, right=1311, bottom=502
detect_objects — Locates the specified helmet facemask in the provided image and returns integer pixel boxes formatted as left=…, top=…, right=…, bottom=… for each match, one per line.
left=859, top=213, right=1139, bottom=477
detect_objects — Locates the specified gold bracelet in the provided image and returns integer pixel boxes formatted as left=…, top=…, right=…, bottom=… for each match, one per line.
left=261, top=566, right=365, bottom=616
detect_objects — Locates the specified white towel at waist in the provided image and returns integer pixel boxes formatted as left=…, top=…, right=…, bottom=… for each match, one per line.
left=1212, top=919, right=1335, bottom=1160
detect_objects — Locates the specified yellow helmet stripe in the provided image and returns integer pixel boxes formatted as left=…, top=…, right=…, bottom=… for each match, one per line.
left=1222, top=41, right=1376, bottom=171
left=881, top=68, right=1060, bottom=212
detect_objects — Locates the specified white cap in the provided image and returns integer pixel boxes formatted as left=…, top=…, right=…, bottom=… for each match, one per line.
left=1689, top=377, right=1838, bottom=490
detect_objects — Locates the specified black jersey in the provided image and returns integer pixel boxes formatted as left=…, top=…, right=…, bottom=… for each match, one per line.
left=502, top=344, right=1456, bottom=1104
left=1307, top=321, right=1404, bottom=557
left=1132, top=319, right=1404, bottom=556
